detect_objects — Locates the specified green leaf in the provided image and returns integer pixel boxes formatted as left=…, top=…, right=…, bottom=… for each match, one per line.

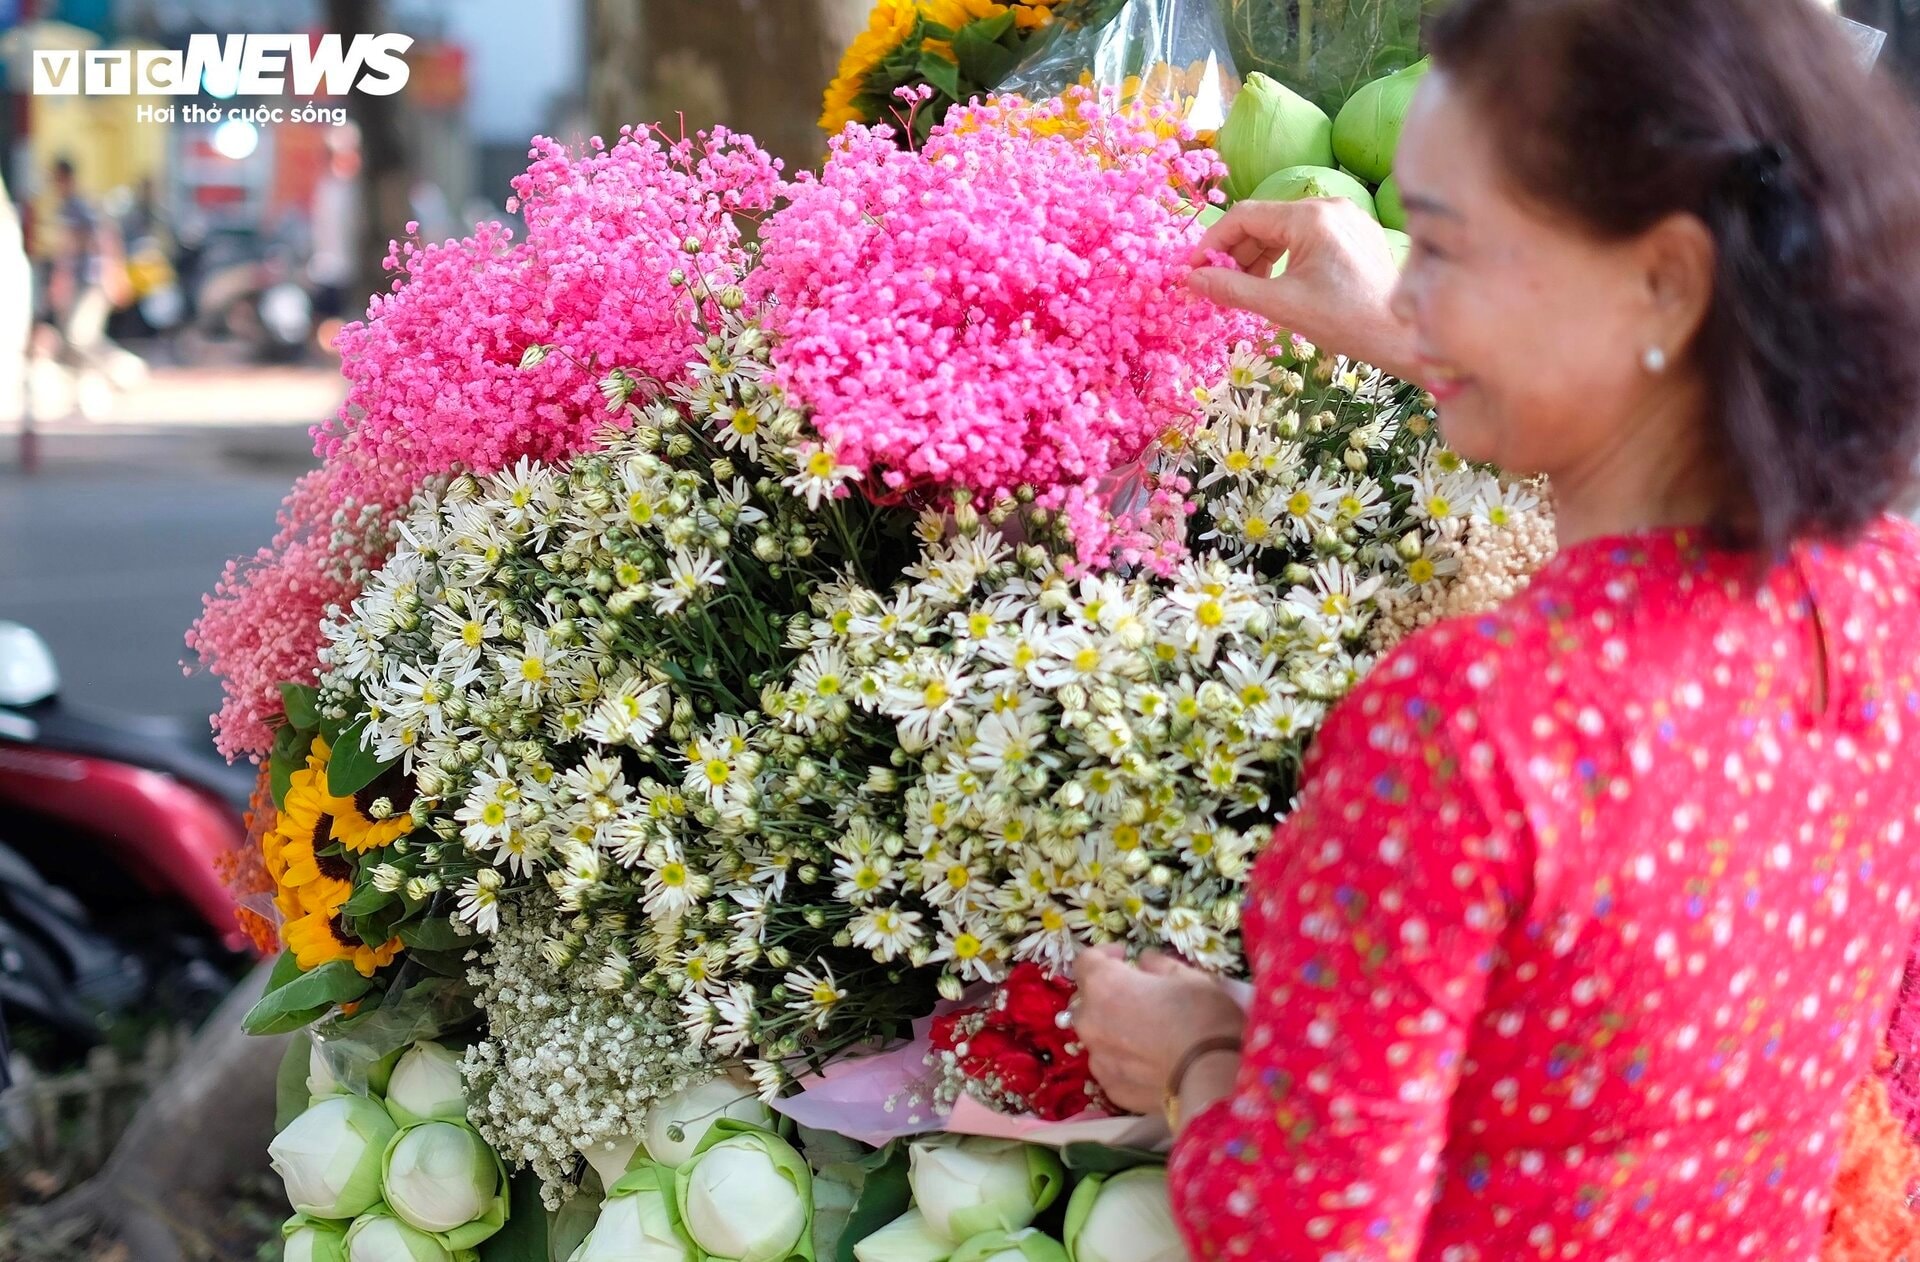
left=269, top=723, right=306, bottom=811
left=954, top=21, right=1023, bottom=93
left=403, top=947, right=474, bottom=980
left=970, top=9, right=1018, bottom=44
left=547, top=1165, right=604, bottom=1262
left=274, top=1033, right=315, bottom=1131
left=398, top=917, right=470, bottom=952
left=813, top=1140, right=909, bottom=1262
left=917, top=49, right=963, bottom=102
left=343, top=882, right=397, bottom=918
left=1058, top=1142, right=1167, bottom=1174
left=279, top=682, right=321, bottom=730
left=242, top=960, right=373, bottom=1036
left=326, top=719, right=389, bottom=798
left=479, top=1169, right=551, bottom=1262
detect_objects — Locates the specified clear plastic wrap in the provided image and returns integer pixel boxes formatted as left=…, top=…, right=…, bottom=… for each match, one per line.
left=1000, top=0, right=1242, bottom=139
left=1218, top=0, right=1434, bottom=116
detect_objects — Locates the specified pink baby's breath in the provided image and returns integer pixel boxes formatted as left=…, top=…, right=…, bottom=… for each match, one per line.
left=191, top=127, right=782, bottom=757
left=755, top=88, right=1256, bottom=573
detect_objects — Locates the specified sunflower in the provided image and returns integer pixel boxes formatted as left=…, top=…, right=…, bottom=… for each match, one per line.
left=332, top=762, right=417, bottom=854
left=822, top=0, right=921, bottom=133
left=284, top=906, right=404, bottom=977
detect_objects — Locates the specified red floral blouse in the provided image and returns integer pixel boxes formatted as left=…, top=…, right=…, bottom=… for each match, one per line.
left=1169, top=520, right=1920, bottom=1261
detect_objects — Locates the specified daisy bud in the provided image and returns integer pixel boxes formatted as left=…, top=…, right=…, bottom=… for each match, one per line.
left=768, top=946, right=792, bottom=968
left=718, top=285, right=746, bottom=310
left=1396, top=530, right=1425, bottom=560
left=937, top=974, right=967, bottom=1003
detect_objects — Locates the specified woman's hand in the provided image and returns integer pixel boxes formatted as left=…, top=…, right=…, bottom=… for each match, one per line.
left=1188, top=198, right=1420, bottom=381
left=1072, top=945, right=1246, bottom=1117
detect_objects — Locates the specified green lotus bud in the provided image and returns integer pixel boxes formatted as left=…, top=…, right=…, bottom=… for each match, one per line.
left=907, top=1137, right=1065, bottom=1244
left=949, top=1229, right=1070, bottom=1262
left=674, top=1125, right=813, bottom=1262
left=1216, top=72, right=1334, bottom=203
left=1376, top=173, right=1407, bottom=231
left=382, top=1121, right=507, bottom=1246
left=642, top=1070, right=774, bottom=1167
left=343, top=1208, right=461, bottom=1262
left=1248, top=166, right=1376, bottom=220
left=573, top=1161, right=695, bottom=1262
left=852, top=1208, right=953, bottom=1262
left=308, top=1037, right=344, bottom=1103
left=284, top=1213, right=349, bottom=1262
left=1381, top=228, right=1412, bottom=270
left=386, top=1042, right=468, bottom=1127
left=1332, top=58, right=1431, bottom=185
left=1062, top=1167, right=1182, bottom=1262
left=270, top=1095, right=398, bottom=1220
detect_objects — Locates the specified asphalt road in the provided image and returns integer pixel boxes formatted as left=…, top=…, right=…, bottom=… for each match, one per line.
left=0, top=430, right=315, bottom=729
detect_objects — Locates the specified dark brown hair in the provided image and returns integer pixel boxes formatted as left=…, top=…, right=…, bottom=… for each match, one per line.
left=1430, top=0, right=1920, bottom=553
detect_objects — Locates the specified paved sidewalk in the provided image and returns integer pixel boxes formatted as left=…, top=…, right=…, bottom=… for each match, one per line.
left=0, top=363, right=346, bottom=436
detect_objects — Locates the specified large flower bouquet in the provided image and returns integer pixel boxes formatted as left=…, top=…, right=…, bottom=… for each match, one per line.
left=201, top=88, right=1552, bottom=1261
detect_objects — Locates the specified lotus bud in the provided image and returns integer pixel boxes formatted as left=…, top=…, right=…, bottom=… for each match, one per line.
left=1062, top=1167, right=1182, bottom=1262
left=642, top=1070, right=775, bottom=1167
left=343, top=1211, right=457, bottom=1262
left=1376, top=172, right=1407, bottom=231
left=269, top=1095, right=397, bottom=1220
left=853, top=1208, right=952, bottom=1262
left=1332, top=58, right=1431, bottom=184
left=1248, top=166, right=1376, bottom=220
left=1217, top=72, right=1335, bottom=203
left=382, top=1121, right=506, bottom=1241
left=385, top=1042, right=468, bottom=1127
left=949, top=1230, right=1070, bottom=1262
left=572, top=1161, right=695, bottom=1262
left=283, top=1214, right=349, bottom=1262
left=307, top=1037, right=344, bottom=1102
left=907, top=1137, right=1065, bottom=1244
left=674, top=1127, right=813, bottom=1262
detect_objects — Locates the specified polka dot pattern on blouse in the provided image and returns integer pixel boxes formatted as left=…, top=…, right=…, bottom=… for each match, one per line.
left=1168, top=518, right=1920, bottom=1262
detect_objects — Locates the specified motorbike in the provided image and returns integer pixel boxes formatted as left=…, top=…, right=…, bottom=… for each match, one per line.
left=0, top=623, right=258, bottom=1067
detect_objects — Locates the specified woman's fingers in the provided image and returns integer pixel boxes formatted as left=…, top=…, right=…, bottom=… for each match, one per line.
left=1187, top=265, right=1288, bottom=318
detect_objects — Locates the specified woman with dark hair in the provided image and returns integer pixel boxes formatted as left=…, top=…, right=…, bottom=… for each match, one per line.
left=1070, top=0, right=1920, bottom=1258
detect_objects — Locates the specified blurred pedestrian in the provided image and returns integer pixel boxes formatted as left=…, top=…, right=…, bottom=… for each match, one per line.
left=0, top=171, right=29, bottom=428
left=36, top=156, right=140, bottom=416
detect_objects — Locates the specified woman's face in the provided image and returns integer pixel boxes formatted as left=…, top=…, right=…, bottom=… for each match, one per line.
left=1389, top=71, right=1685, bottom=476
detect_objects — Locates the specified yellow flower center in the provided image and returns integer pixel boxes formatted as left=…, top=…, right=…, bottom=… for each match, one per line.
left=1196, top=599, right=1225, bottom=628
left=812, top=982, right=841, bottom=1006
left=1287, top=490, right=1314, bottom=517
left=1073, top=646, right=1100, bottom=673
left=947, top=864, right=971, bottom=889
left=806, top=450, right=838, bottom=478
left=855, top=867, right=883, bottom=891
left=704, top=759, right=731, bottom=785
left=520, top=656, right=547, bottom=683
left=1409, top=557, right=1437, bottom=584
left=482, top=802, right=508, bottom=827
left=1039, top=906, right=1066, bottom=933
left=923, top=680, right=950, bottom=708
left=628, top=492, right=655, bottom=524
left=660, top=862, right=688, bottom=887
left=731, top=408, right=760, bottom=437
left=462, top=621, right=485, bottom=647
left=1244, top=517, right=1270, bottom=542
left=952, top=932, right=983, bottom=960
left=1426, top=495, right=1453, bottom=520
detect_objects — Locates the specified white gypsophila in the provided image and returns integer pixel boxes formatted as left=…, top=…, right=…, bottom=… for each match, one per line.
left=464, top=890, right=720, bottom=1208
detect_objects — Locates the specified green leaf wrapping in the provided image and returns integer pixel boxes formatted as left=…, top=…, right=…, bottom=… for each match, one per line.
left=807, top=1137, right=909, bottom=1262
left=276, top=1033, right=318, bottom=1130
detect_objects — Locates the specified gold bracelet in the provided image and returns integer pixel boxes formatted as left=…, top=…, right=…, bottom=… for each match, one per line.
left=1162, top=1034, right=1242, bottom=1132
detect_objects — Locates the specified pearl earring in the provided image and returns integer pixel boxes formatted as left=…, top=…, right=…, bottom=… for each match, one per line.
left=1642, top=345, right=1669, bottom=374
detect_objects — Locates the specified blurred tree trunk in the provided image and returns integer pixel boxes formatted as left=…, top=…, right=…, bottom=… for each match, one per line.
left=588, top=0, right=873, bottom=171
left=328, top=0, right=415, bottom=307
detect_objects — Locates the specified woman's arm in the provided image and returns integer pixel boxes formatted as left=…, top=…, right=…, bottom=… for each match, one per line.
left=1167, top=636, right=1529, bottom=1261
left=1189, top=198, right=1424, bottom=382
